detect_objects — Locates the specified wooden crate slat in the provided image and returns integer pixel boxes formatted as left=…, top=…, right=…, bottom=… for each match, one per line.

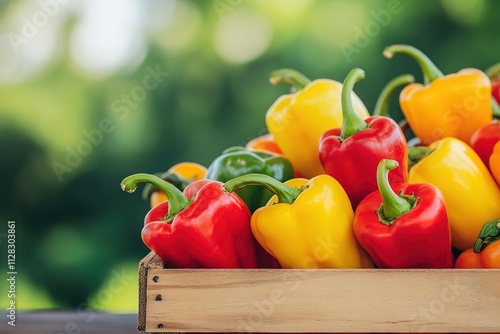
left=141, top=265, right=500, bottom=333
left=138, top=252, right=165, bottom=332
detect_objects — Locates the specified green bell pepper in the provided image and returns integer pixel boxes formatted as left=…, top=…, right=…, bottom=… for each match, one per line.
left=206, top=146, right=295, bottom=212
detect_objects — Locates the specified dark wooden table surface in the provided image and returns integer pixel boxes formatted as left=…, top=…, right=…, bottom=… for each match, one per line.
left=0, top=311, right=140, bottom=334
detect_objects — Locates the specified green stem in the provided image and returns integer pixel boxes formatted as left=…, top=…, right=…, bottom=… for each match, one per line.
left=224, top=173, right=302, bottom=205
left=141, top=172, right=190, bottom=200
left=473, top=218, right=500, bottom=253
left=340, top=68, right=368, bottom=140
left=269, top=68, right=311, bottom=90
left=376, top=159, right=414, bottom=225
left=408, top=146, right=431, bottom=168
left=121, top=173, right=190, bottom=222
left=486, top=63, right=500, bottom=79
left=373, top=74, right=415, bottom=116
left=383, top=45, right=444, bottom=85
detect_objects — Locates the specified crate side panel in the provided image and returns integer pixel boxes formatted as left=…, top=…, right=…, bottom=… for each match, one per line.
left=138, top=252, right=166, bottom=332
left=144, top=269, right=500, bottom=333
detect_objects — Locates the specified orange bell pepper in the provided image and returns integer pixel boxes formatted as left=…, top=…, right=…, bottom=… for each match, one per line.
left=455, top=219, right=500, bottom=268
left=489, top=140, right=500, bottom=185
left=384, top=44, right=492, bottom=145
left=143, top=162, right=207, bottom=208
left=245, top=133, right=283, bottom=155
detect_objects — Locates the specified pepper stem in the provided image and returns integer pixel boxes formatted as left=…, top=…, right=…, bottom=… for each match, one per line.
left=340, top=68, right=368, bottom=140
left=473, top=218, right=500, bottom=253
left=269, top=68, right=311, bottom=91
left=486, top=63, right=500, bottom=79
left=373, top=74, right=415, bottom=116
left=121, top=173, right=190, bottom=222
left=141, top=172, right=190, bottom=200
left=376, top=159, right=415, bottom=225
left=383, top=45, right=444, bottom=85
left=224, top=173, right=302, bottom=205
left=408, top=146, right=431, bottom=169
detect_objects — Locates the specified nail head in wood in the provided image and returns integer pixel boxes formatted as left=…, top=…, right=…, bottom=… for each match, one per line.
left=155, top=294, right=162, bottom=301
left=152, top=275, right=159, bottom=282
left=157, top=323, right=164, bottom=329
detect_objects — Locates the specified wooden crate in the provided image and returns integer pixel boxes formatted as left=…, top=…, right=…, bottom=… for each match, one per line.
left=138, top=252, right=500, bottom=333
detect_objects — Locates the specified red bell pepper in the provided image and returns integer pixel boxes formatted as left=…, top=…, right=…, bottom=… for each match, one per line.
left=455, top=219, right=500, bottom=268
left=353, top=159, right=453, bottom=268
left=319, top=68, right=408, bottom=208
left=121, top=173, right=258, bottom=268
left=469, top=120, right=500, bottom=168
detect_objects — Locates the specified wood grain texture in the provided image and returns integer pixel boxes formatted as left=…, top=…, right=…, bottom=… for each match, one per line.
left=142, top=268, right=500, bottom=333
left=139, top=252, right=169, bottom=333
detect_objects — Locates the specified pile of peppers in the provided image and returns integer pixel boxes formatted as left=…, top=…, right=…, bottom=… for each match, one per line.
left=121, top=44, right=500, bottom=269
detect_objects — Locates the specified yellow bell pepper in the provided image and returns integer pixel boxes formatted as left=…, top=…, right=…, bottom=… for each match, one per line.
left=144, top=162, right=207, bottom=208
left=408, top=137, right=500, bottom=250
left=266, top=68, right=370, bottom=178
left=384, top=45, right=492, bottom=145
left=224, top=173, right=373, bottom=269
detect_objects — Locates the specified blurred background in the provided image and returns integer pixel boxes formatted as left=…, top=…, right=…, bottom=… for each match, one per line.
left=0, top=0, right=499, bottom=312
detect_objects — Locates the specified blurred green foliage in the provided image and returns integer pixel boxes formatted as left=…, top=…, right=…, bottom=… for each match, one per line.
left=1, top=0, right=499, bottom=311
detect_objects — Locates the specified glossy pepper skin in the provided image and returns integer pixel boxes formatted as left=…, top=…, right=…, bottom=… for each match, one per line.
left=455, top=219, right=500, bottom=268
left=354, top=159, right=453, bottom=269
left=319, top=68, right=408, bottom=208
left=384, top=44, right=492, bottom=145
left=224, top=173, right=373, bottom=269
left=408, top=137, right=500, bottom=250
left=266, top=68, right=369, bottom=178
left=489, top=140, right=500, bottom=185
left=142, top=162, right=207, bottom=208
left=121, top=174, right=258, bottom=268
left=245, top=133, right=283, bottom=155
left=470, top=121, right=500, bottom=169
left=206, top=146, right=294, bottom=212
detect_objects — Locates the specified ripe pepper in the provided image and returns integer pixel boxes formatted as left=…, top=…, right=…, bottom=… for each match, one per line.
left=489, top=140, right=500, bottom=185
left=384, top=44, right=492, bottom=145
left=408, top=137, right=500, bottom=250
left=469, top=120, right=500, bottom=168
left=224, top=173, right=373, bottom=269
left=353, top=159, right=453, bottom=269
left=142, top=162, right=207, bottom=208
left=121, top=173, right=258, bottom=268
left=206, top=146, right=294, bottom=212
left=319, top=68, right=408, bottom=208
left=266, top=68, right=369, bottom=178
left=455, top=219, right=500, bottom=268
left=245, top=133, right=283, bottom=155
